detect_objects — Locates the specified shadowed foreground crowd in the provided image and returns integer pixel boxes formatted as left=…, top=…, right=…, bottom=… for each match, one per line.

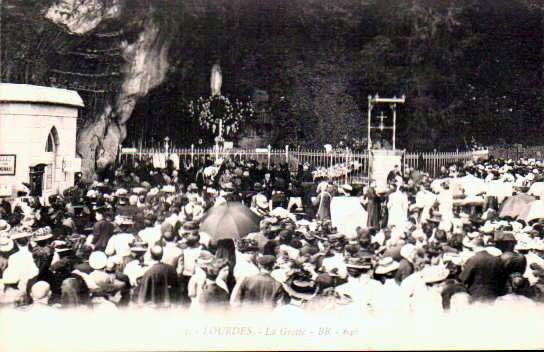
left=1, top=155, right=544, bottom=315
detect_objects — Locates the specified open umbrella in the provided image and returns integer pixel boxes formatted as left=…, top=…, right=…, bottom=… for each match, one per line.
left=199, top=202, right=262, bottom=243
left=499, top=193, right=536, bottom=219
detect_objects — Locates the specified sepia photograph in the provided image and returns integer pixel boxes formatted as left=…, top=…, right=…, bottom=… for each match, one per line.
left=0, top=0, right=544, bottom=351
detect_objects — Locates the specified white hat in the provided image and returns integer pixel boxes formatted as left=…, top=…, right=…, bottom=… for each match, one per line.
left=89, top=251, right=108, bottom=270
left=400, top=243, right=417, bottom=262
left=422, top=265, right=450, bottom=284
left=375, top=257, right=400, bottom=275
left=0, top=236, right=14, bottom=252
left=0, top=220, right=11, bottom=233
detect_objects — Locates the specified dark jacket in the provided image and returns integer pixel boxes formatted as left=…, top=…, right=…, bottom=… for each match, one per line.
left=459, top=251, right=507, bottom=302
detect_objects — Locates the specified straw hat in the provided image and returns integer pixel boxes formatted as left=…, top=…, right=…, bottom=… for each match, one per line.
left=33, top=227, right=53, bottom=242
left=374, top=257, right=400, bottom=275
left=0, top=219, right=11, bottom=233
left=0, top=236, right=14, bottom=252
left=10, top=231, right=33, bottom=240
left=422, top=265, right=450, bottom=284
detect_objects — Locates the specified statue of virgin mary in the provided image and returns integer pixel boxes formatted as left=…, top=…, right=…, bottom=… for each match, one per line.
left=210, top=63, right=222, bottom=96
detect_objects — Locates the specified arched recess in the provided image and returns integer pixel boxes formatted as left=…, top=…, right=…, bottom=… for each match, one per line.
left=44, top=126, right=59, bottom=191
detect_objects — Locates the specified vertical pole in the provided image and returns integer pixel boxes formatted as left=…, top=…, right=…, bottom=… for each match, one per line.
left=345, top=147, right=348, bottom=185
left=0, top=0, right=3, bottom=82
left=267, top=144, right=271, bottom=169
left=368, top=96, right=372, bottom=152
left=367, top=96, right=372, bottom=186
left=191, top=144, right=194, bottom=165
left=392, top=103, right=397, bottom=151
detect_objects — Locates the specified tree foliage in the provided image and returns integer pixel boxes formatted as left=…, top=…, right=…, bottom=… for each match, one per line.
left=2, top=0, right=543, bottom=151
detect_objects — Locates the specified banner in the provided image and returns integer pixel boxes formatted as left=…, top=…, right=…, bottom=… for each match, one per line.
left=330, top=196, right=367, bottom=236
left=0, top=155, right=16, bottom=175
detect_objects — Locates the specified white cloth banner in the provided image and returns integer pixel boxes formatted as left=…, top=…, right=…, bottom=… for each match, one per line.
left=331, top=196, right=367, bottom=237
left=152, top=154, right=167, bottom=169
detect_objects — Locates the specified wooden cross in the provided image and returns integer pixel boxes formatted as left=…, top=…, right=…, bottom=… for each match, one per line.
left=378, top=111, right=387, bottom=130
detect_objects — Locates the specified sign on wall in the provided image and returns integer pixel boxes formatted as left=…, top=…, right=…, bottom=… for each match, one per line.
left=63, top=157, right=82, bottom=172
left=0, top=155, right=16, bottom=175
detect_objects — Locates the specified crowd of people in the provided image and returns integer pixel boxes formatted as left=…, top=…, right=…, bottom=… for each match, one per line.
left=0, top=154, right=544, bottom=316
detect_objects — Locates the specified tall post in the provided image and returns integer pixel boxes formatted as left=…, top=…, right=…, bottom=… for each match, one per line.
left=191, top=144, right=194, bottom=165
left=285, top=145, right=289, bottom=164
left=392, top=103, right=397, bottom=150
left=367, top=95, right=372, bottom=185
left=0, top=0, right=3, bottom=82
left=267, top=144, right=271, bottom=169
left=367, top=95, right=372, bottom=152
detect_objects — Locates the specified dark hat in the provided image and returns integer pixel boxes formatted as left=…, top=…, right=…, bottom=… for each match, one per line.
left=183, top=221, right=200, bottom=232
left=237, top=238, right=259, bottom=253
left=494, top=231, right=517, bottom=243
left=315, top=273, right=335, bottom=290
left=345, top=254, right=373, bottom=270
left=257, top=255, right=276, bottom=268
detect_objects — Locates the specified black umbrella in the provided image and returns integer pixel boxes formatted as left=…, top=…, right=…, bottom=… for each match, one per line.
left=199, top=202, right=262, bottom=243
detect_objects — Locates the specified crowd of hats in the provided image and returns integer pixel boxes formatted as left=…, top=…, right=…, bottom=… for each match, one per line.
left=1, top=154, right=544, bottom=311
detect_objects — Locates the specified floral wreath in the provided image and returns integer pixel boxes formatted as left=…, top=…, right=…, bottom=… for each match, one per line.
left=188, top=94, right=255, bottom=137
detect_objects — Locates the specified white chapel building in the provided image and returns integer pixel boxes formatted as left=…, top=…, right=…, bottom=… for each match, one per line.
left=0, top=83, right=83, bottom=202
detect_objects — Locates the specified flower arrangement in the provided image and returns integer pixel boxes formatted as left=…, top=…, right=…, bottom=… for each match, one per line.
left=312, top=161, right=362, bottom=180
left=188, top=95, right=255, bottom=137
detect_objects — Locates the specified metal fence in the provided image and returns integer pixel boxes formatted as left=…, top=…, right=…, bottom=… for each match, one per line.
left=119, top=146, right=486, bottom=184
left=488, top=145, right=544, bottom=161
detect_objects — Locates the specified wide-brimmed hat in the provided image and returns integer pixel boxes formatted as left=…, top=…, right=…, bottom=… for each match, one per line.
left=89, top=251, right=108, bottom=270
left=196, top=250, right=215, bottom=266
left=0, top=219, right=11, bottom=233
left=0, top=236, right=14, bottom=252
left=345, top=252, right=374, bottom=270
left=10, top=231, right=33, bottom=240
left=33, top=227, right=53, bottom=242
left=374, top=257, right=400, bottom=275
left=422, top=265, right=450, bottom=284
left=494, top=231, right=517, bottom=243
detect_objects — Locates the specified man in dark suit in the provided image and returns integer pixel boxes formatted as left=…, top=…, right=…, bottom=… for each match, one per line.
left=90, top=209, right=114, bottom=252
left=230, top=255, right=287, bottom=310
left=459, top=249, right=508, bottom=302
left=137, top=246, right=181, bottom=306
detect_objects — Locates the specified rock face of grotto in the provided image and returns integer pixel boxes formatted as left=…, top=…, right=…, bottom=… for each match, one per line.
left=41, top=0, right=179, bottom=180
